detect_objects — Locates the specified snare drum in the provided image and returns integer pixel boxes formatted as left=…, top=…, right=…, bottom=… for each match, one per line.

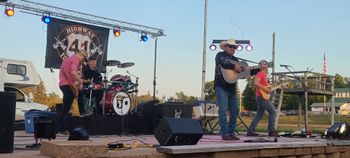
left=104, top=91, right=131, bottom=115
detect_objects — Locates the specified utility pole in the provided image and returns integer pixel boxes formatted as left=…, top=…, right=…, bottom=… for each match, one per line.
left=272, top=32, right=276, bottom=83
left=201, top=0, right=208, bottom=100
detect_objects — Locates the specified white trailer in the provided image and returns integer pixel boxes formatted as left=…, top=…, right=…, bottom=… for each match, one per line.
left=0, top=58, right=48, bottom=120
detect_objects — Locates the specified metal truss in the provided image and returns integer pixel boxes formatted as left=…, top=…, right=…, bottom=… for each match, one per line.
left=1, top=0, right=165, bottom=37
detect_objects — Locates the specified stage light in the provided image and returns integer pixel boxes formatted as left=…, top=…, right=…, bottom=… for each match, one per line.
left=209, top=44, right=216, bottom=51
left=42, top=15, right=52, bottom=24
left=246, top=44, right=253, bottom=51
left=236, top=45, right=243, bottom=51
left=4, top=8, right=14, bottom=17
left=113, top=29, right=121, bottom=37
left=140, top=33, right=148, bottom=42
left=323, top=121, right=350, bottom=139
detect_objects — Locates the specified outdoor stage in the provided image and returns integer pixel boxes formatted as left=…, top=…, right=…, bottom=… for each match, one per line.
left=2, top=131, right=350, bottom=158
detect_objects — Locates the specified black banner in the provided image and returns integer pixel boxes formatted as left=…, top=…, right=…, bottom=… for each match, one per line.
left=45, top=18, right=109, bottom=72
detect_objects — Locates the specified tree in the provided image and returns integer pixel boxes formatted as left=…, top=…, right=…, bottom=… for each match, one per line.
left=242, top=78, right=256, bottom=111
left=175, top=91, right=198, bottom=104
left=334, top=73, right=347, bottom=88
left=204, top=80, right=215, bottom=101
left=21, top=80, right=48, bottom=105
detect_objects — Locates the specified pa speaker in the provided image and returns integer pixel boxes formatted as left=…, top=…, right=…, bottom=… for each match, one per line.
left=154, top=118, right=203, bottom=146
left=68, top=127, right=89, bottom=141
left=34, top=116, right=56, bottom=140
left=0, top=92, right=16, bottom=153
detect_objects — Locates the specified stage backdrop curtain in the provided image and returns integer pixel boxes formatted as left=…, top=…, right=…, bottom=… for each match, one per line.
left=45, top=18, right=109, bottom=72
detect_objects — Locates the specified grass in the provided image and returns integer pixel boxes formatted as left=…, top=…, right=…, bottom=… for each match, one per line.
left=203, top=114, right=350, bottom=134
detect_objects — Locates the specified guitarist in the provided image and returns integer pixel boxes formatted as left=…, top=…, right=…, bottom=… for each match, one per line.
left=247, top=60, right=278, bottom=137
left=214, top=38, right=243, bottom=140
left=57, top=50, right=87, bottom=133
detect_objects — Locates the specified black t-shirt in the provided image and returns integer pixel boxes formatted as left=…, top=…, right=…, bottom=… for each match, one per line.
left=214, top=51, right=238, bottom=92
left=82, top=65, right=102, bottom=84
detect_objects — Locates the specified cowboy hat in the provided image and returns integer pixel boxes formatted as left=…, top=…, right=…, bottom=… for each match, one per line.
left=219, top=38, right=237, bottom=50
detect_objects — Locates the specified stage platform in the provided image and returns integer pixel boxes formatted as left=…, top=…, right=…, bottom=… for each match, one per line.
left=1, top=131, right=350, bottom=158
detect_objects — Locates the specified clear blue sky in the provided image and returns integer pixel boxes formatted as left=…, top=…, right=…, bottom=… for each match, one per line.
left=1, top=0, right=349, bottom=98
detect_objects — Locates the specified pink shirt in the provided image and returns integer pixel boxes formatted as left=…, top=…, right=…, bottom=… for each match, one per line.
left=255, top=70, right=269, bottom=96
left=59, top=55, right=81, bottom=87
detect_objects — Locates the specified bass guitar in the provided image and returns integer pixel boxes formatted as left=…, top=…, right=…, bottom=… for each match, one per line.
left=221, top=60, right=271, bottom=84
left=258, top=82, right=288, bottom=100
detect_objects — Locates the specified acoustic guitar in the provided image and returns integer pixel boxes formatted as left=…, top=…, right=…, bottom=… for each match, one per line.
left=221, top=60, right=272, bottom=84
left=258, top=82, right=288, bottom=100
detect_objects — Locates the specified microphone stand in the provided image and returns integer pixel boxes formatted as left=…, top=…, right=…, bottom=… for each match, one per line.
left=281, top=66, right=311, bottom=136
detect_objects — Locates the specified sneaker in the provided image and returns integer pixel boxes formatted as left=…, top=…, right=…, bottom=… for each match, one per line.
left=268, top=131, right=279, bottom=137
left=246, top=132, right=259, bottom=137
left=230, top=134, right=240, bottom=140
left=221, top=134, right=234, bottom=140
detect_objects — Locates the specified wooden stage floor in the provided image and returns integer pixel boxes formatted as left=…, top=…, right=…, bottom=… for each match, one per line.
left=1, top=131, right=350, bottom=158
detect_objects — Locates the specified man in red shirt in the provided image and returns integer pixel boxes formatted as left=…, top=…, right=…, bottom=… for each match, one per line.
left=57, top=50, right=87, bottom=132
left=247, top=60, right=278, bottom=137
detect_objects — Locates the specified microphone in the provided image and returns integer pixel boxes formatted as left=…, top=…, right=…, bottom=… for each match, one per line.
left=280, top=64, right=291, bottom=67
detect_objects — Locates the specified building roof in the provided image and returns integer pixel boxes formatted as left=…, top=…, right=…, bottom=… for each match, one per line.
left=310, top=102, right=347, bottom=108
left=335, top=88, right=350, bottom=93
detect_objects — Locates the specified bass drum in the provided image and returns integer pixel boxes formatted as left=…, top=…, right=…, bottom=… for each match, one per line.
left=104, top=91, right=131, bottom=115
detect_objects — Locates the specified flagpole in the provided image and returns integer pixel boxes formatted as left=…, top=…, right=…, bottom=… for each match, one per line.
left=323, top=51, right=326, bottom=112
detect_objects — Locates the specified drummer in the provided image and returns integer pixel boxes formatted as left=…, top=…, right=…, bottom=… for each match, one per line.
left=78, top=56, right=103, bottom=115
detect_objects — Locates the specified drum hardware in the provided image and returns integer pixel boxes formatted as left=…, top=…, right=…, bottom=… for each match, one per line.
left=126, top=70, right=139, bottom=112
left=102, top=60, right=121, bottom=66
left=117, top=62, right=135, bottom=68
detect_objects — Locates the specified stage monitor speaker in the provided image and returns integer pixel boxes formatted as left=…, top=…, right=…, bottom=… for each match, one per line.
left=0, top=92, right=16, bottom=153
left=68, top=127, right=89, bottom=141
left=324, top=121, right=350, bottom=139
left=154, top=118, right=203, bottom=146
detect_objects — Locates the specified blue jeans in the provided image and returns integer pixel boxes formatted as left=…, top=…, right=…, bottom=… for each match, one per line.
left=215, top=87, right=239, bottom=136
left=248, top=96, right=276, bottom=133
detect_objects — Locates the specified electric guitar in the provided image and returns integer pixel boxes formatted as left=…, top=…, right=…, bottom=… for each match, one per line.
left=221, top=60, right=271, bottom=84
left=258, top=82, right=288, bottom=100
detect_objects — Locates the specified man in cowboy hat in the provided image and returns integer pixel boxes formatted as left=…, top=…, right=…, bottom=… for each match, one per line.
left=214, top=38, right=242, bottom=140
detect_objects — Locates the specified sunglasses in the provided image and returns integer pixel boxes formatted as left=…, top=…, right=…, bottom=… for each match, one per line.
left=226, top=45, right=237, bottom=49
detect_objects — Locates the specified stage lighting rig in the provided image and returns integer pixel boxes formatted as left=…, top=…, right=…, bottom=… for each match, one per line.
left=140, top=33, right=148, bottom=42
left=209, top=39, right=252, bottom=52
left=209, top=44, right=216, bottom=51
left=4, top=6, right=14, bottom=17
left=41, top=15, right=52, bottom=24
left=113, top=28, right=121, bottom=37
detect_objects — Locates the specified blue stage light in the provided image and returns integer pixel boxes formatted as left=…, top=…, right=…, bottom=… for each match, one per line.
left=140, top=33, right=148, bottom=42
left=42, top=16, right=52, bottom=24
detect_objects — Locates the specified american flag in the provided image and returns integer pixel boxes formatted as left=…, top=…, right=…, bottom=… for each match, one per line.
left=323, top=52, right=327, bottom=79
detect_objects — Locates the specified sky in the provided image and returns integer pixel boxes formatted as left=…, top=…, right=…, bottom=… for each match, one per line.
left=1, top=0, right=349, bottom=99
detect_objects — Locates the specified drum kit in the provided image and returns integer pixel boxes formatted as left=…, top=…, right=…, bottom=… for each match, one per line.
left=85, top=60, right=138, bottom=116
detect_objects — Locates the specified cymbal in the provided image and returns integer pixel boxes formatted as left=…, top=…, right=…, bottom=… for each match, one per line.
left=118, top=62, right=135, bottom=68
left=102, top=60, right=121, bottom=66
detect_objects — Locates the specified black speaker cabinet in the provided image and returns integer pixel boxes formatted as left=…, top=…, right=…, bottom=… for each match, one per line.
left=34, top=116, right=56, bottom=140
left=154, top=118, right=203, bottom=146
left=0, top=92, right=16, bottom=153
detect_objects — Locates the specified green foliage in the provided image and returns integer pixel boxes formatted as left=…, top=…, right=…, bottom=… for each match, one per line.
left=175, top=91, right=197, bottom=104
left=242, top=78, right=256, bottom=111
left=21, top=80, right=48, bottom=105
left=204, top=80, right=216, bottom=101
left=334, top=73, right=347, bottom=88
